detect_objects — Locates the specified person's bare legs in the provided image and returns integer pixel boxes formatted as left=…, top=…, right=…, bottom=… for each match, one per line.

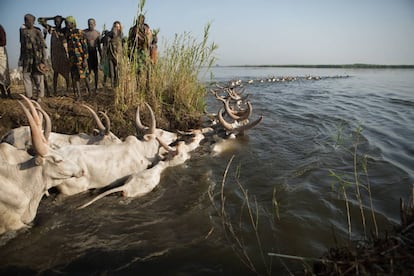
left=84, top=77, right=91, bottom=96
left=72, top=75, right=78, bottom=99
left=53, top=71, right=59, bottom=96
left=93, top=69, right=98, bottom=94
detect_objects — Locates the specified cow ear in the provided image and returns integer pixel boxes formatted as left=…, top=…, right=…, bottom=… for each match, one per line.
left=35, top=156, right=45, bottom=166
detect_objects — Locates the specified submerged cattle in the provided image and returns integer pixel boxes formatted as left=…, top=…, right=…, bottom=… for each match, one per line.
left=0, top=85, right=263, bottom=236
left=54, top=103, right=174, bottom=196
left=78, top=128, right=210, bottom=208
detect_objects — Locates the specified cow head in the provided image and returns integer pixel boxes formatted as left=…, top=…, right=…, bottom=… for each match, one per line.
left=18, top=95, right=84, bottom=189
left=135, top=102, right=177, bottom=144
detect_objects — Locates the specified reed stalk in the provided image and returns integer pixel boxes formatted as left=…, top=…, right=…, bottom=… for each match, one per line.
left=330, top=126, right=378, bottom=240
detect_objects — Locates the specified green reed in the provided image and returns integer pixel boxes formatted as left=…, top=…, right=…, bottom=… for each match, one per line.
left=329, top=126, right=378, bottom=239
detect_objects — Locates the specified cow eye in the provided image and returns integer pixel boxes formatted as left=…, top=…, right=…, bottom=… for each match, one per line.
left=52, top=156, right=63, bottom=163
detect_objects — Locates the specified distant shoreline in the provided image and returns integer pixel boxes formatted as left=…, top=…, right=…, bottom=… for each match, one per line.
left=222, top=64, right=414, bottom=69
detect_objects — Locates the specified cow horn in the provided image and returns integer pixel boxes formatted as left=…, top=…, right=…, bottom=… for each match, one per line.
left=222, top=98, right=250, bottom=121
left=135, top=103, right=156, bottom=135
left=235, top=115, right=263, bottom=135
left=82, top=104, right=106, bottom=133
left=156, top=137, right=178, bottom=160
left=226, top=100, right=252, bottom=121
left=135, top=105, right=148, bottom=132
left=214, top=91, right=226, bottom=102
left=217, top=108, right=235, bottom=131
left=98, top=111, right=111, bottom=135
left=19, top=95, right=48, bottom=156
left=218, top=107, right=263, bottom=135
left=31, top=100, right=44, bottom=125
left=156, top=137, right=174, bottom=152
left=144, top=103, right=156, bottom=135
left=35, top=107, right=52, bottom=142
left=225, top=88, right=239, bottom=101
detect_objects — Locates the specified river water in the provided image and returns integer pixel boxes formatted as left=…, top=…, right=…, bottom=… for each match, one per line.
left=1, top=67, right=413, bottom=275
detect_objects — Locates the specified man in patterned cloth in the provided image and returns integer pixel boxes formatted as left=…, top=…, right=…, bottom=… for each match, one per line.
left=38, top=15, right=71, bottom=96
left=19, top=14, right=47, bottom=101
left=65, top=16, right=91, bottom=100
left=0, top=24, right=11, bottom=98
left=83, top=18, right=101, bottom=94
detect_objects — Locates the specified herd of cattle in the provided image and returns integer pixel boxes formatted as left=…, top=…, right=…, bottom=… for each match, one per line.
left=0, top=86, right=263, bottom=236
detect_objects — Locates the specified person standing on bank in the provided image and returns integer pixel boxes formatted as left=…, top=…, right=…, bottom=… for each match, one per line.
left=100, top=29, right=111, bottom=87
left=83, top=18, right=101, bottom=94
left=108, top=21, right=123, bottom=88
left=65, top=16, right=91, bottom=100
left=38, top=15, right=71, bottom=96
left=19, top=14, right=47, bottom=101
left=0, top=24, right=11, bottom=98
left=127, top=14, right=154, bottom=74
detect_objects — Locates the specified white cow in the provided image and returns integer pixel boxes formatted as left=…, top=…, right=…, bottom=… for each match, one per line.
left=78, top=129, right=208, bottom=208
left=217, top=108, right=263, bottom=136
left=54, top=104, right=178, bottom=196
left=0, top=142, right=33, bottom=164
left=0, top=96, right=84, bottom=235
left=135, top=102, right=178, bottom=143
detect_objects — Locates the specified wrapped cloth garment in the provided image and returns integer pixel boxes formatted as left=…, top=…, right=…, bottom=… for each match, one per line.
left=50, top=28, right=70, bottom=79
left=0, top=46, right=10, bottom=89
left=66, top=28, right=89, bottom=79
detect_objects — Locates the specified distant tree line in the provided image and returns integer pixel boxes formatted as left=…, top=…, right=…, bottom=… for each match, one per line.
left=231, top=64, right=414, bottom=69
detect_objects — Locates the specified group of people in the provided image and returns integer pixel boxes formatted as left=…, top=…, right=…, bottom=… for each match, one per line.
left=0, top=13, right=157, bottom=101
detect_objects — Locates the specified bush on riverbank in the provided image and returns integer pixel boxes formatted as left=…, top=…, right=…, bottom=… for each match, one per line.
left=114, top=19, right=217, bottom=131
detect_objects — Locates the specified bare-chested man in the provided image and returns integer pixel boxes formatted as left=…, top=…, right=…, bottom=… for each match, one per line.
left=83, top=18, right=101, bottom=93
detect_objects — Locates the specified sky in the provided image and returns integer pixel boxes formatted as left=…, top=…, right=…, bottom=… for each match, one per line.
left=1, top=0, right=414, bottom=68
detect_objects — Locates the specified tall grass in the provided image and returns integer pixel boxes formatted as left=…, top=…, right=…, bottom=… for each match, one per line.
left=114, top=19, right=217, bottom=130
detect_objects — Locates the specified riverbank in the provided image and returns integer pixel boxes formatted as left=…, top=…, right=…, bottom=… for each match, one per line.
left=0, top=84, right=160, bottom=139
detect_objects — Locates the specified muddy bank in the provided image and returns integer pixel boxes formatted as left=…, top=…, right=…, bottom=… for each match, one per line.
left=0, top=85, right=197, bottom=139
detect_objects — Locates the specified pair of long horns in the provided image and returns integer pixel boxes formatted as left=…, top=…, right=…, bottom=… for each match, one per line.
left=135, top=102, right=156, bottom=135
left=18, top=95, right=50, bottom=156
left=218, top=108, right=263, bottom=135
left=212, top=86, right=249, bottom=102
left=81, top=104, right=111, bottom=135
left=218, top=97, right=252, bottom=121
